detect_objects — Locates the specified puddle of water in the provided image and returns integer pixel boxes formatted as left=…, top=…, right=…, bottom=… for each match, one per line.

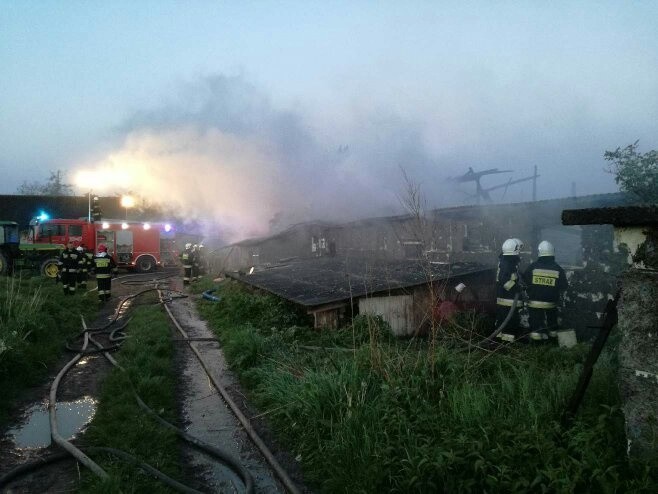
left=9, top=396, right=98, bottom=449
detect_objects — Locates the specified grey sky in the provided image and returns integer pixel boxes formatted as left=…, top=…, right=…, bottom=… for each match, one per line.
left=1, top=1, right=657, bottom=239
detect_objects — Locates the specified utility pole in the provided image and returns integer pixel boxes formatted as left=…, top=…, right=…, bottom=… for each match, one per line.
left=532, top=165, right=538, bottom=202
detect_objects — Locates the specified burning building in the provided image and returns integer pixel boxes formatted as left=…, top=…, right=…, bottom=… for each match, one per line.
left=214, top=193, right=636, bottom=335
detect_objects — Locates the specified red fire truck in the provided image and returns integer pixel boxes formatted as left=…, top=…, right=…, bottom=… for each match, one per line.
left=31, top=218, right=178, bottom=274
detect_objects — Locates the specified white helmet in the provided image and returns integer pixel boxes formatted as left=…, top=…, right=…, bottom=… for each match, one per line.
left=512, top=238, right=524, bottom=251
left=502, top=238, right=522, bottom=256
left=185, top=243, right=192, bottom=249
left=538, top=240, right=555, bottom=257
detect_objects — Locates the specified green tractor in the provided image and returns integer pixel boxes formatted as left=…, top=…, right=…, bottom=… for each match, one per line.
left=0, top=221, right=63, bottom=278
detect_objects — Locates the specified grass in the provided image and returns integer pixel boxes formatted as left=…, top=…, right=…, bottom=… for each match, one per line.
left=193, top=278, right=658, bottom=493
left=0, top=275, right=98, bottom=426
left=80, top=294, right=181, bottom=493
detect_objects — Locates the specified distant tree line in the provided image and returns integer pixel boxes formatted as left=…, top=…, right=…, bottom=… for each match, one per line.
left=16, top=169, right=73, bottom=196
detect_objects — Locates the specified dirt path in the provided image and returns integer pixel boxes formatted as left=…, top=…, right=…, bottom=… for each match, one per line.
left=168, top=286, right=289, bottom=492
left=0, top=272, right=308, bottom=493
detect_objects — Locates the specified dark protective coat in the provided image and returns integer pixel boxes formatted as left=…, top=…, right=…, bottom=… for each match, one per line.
left=77, top=248, right=92, bottom=289
left=523, top=255, right=568, bottom=333
left=58, top=247, right=79, bottom=295
left=496, top=255, right=522, bottom=304
left=495, top=254, right=522, bottom=335
left=93, top=252, right=118, bottom=301
left=522, top=256, right=568, bottom=306
left=180, top=247, right=195, bottom=284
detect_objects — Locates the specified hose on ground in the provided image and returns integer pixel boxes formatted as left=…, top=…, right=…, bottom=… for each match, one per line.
left=0, top=447, right=202, bottom=493
left=452, top=293, right=520, bottom=352
left=202, top=289, right=221, bottom=302
left=84, top=327, right=254, bottom=493
left=133, top=390, right=254, bottom=493
left=48, top=331, right=109, bottom=480
left=478, top=292, right=520, bottom=344
left=3, top=287, right=253, bottom=493
left=162, top=293, right=301, bottom=494
left=86, top=302, right=256, bottom=493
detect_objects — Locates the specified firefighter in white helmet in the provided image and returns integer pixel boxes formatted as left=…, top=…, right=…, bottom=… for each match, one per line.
left=180, top=243, right=194, bottom=285
left=495, top=238, right=524, bottom=341
left=522, top=240, right=568, bottom=342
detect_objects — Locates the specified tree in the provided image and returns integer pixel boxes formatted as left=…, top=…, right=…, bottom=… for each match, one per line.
left=16, top=170, right=74, bottom=196
left=605, top=141, right=658, bottom=203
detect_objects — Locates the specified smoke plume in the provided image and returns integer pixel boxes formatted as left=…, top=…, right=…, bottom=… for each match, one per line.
left=72, top=75, right=443, bottom=242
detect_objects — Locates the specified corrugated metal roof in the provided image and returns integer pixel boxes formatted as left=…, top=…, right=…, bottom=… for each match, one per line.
left=222, top=192, right=633, bottom=248
left=226, top=257, right=493, bottom=308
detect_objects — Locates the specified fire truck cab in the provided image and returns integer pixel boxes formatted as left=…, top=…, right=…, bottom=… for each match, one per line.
left=32, top=218, right=167, bottom=273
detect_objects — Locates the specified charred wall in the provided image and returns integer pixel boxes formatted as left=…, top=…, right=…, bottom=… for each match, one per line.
left=562, top=225, right=628, bottom=340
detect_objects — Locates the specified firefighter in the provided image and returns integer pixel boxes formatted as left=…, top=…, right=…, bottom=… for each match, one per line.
left=523, top=241, right=568, bottom=342
left=197, top=244, right=206, bottom=278
left=84, top=243, right=95, bottom=275
left=58, top=241, right=79, bottom=295
left=93, top=244, right=117, bottom=303
left=495, top=238, right=523, bottom=342
left=191, top=244, right=200, bottom=281
left=180, top=243, right=194, bottom=285
left=76, top=245, right=90, bottom=290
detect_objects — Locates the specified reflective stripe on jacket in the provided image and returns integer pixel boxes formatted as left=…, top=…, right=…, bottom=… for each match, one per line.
left=93, top=253, right=117, bottom=278
left=59, top=249, right=79, bottom=272
left=522, top=257, right=568, bottom=304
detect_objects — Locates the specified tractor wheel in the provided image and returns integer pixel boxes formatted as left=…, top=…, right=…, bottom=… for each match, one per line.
left=41, top=258, right=60, bottom=279
left=136, top=255, right=156, bottom=273
left=0, top=252, right=8, bottom=276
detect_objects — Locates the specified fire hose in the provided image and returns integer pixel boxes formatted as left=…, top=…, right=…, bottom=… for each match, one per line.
left=0, top=283, right=255, bottom=493
left=480, top=292, right=521, bottom=343
left=202, top=288, right=221, bottom=302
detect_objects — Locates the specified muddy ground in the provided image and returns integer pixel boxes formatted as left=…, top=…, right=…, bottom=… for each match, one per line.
left=0, top=271, right=310, bottom=493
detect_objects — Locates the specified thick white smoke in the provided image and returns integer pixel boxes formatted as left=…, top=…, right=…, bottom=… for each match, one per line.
left=75, top=127, right=294, bottom=240
left=71, top=75, right=440, bottom=242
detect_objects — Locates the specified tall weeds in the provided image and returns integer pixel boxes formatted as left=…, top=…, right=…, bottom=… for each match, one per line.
left=197, top=280, right=657, bottom=493
left=0, top=276, right=44, bottom=364
left=0, top=276, right=97, bottom=425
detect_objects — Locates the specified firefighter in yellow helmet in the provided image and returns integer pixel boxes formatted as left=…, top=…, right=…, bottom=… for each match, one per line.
left=495, top=238, right=523, bottom=342
left=523, top=241, right=568, bottom=342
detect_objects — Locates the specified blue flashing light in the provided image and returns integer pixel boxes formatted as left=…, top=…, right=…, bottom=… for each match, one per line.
left=37, top=211, right=50, bottom=221
left=164, top=223, right=172, bottom=232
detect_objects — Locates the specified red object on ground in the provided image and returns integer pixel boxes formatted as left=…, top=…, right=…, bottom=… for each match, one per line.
left=434, top=300, right=460, bottom=322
